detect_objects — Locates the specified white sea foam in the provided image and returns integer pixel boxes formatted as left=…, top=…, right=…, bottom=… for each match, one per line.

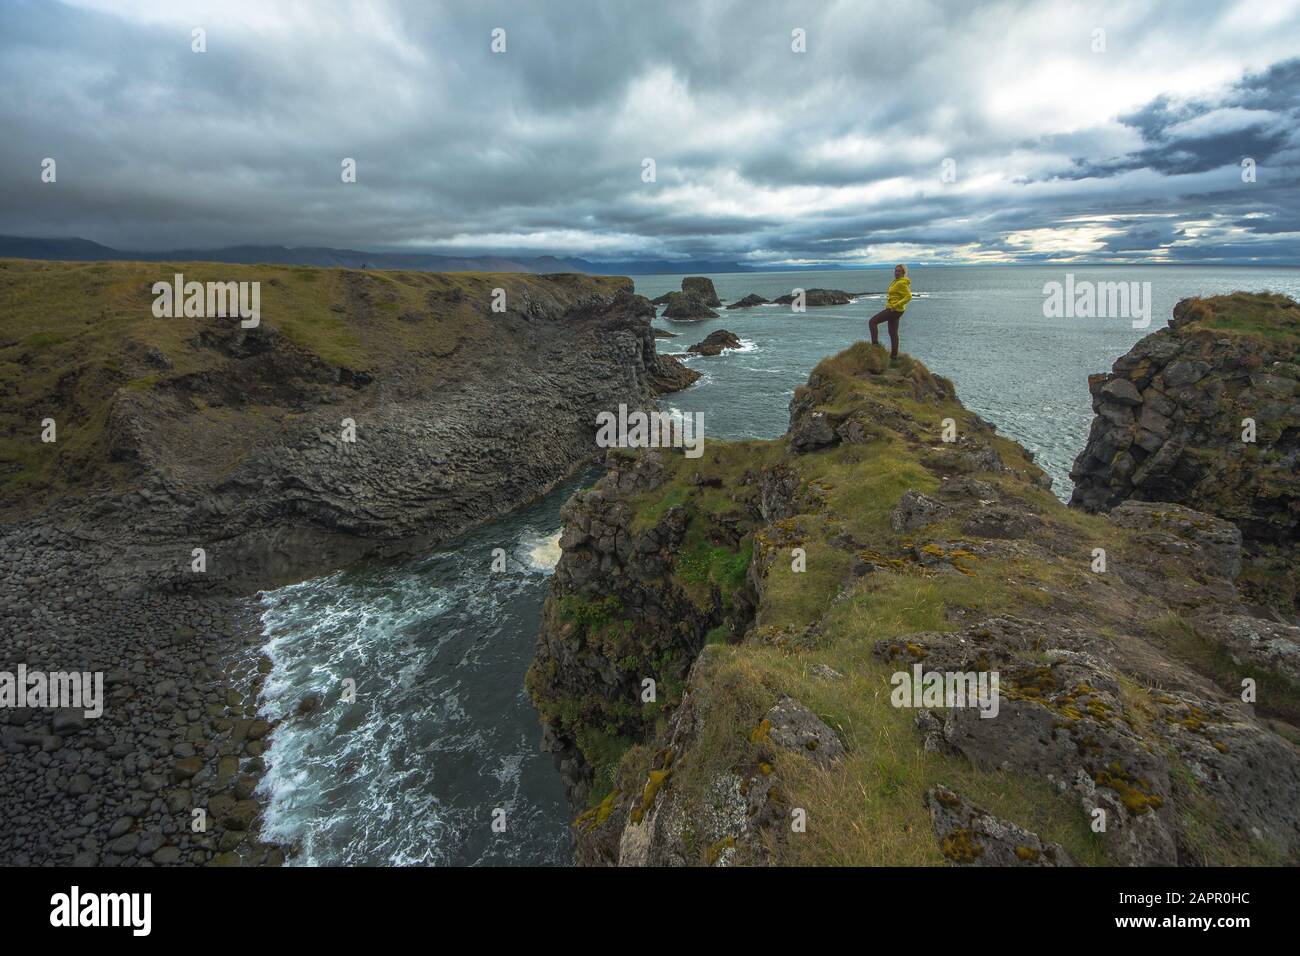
left=251, top=514, right=574, bottom=867
left=520, top=529, right=563, bottom=570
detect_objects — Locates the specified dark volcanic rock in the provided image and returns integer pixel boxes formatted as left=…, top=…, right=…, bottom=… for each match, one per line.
left=662, top=291, right=719, bottom=320
left=771, top=288, right=854, bottom=307
left=681, top=277, right=722, bottom=307
left=687, top=330, right=742, bottom=356
left=789, top=411, right=837, bottom=452
left=725, top=294, right=769, bottom=310
left=762, top=697, right=845, bottom=768
left=646, top=354, right=702, bottom=393
left=890, top=491, right=951, bottom=533
left=526, top=450, right=755, bottom=810
left=1070, top=293, right=1298, bottom=613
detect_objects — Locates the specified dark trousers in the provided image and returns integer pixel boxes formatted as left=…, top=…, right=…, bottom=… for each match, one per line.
left=869, top=308, right=902, bottom=358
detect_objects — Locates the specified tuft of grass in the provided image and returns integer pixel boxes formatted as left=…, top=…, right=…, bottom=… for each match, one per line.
left=576, top=727, right=635, bottom=806
left=755, top=517, right=850, bottom=629
left=631, top=485, right=689, bottom=533
left=1147, top=611, right=1300, bottom=724
left=675, top=529, right=751, bottom=594
left=556, top=594, right=623, bottom=636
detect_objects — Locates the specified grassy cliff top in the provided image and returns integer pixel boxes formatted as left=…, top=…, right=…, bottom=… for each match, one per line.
left=0, top=257, right=630, bottom=510
left=1173, top=291, right=1300, bottom=346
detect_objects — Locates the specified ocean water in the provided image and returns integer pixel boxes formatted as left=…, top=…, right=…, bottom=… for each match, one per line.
left=254, top=473, right=594, bottom=866
left=640, top=266, right=1300, bottom=493
left=255, top=265, right=1300, bottom=866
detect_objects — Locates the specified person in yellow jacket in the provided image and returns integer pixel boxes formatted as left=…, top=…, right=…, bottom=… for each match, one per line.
left=869, top=264, right=912, bottom=360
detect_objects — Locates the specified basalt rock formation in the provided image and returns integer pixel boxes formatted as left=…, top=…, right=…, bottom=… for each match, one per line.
left=726, top=294, right=769, bottom=310
left=687, top=330, right=742, bottom=356
left=657, top=277, right=723, bottom=319
left=0, top=261, right=698, bottom=592
left=771, top=288, right=854, bottom=307
left=530, top=321, right=1300, bottom=867
left=1070, top=293, right=1298, bottom=616
left=662, top=291, right=719, bottom=320
left=681, top=277, right=723, bottom=308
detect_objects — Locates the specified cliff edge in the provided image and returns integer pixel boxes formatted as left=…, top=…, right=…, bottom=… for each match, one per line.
left=1070, top=292, right=1298, bottom=616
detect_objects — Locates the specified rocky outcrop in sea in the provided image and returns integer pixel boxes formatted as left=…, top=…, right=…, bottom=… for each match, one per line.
left=662, top=292, right=718, bottom=320
left=657, top=276, right=723, bottom=320
left=771, top=288, right=855, bottom=307
left=687, top=330, right=742, bottom=356
left=681, top=277, right=722, bottom=307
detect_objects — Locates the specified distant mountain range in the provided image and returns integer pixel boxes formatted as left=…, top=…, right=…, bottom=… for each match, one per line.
left=0, top=235, right=775, bottom=275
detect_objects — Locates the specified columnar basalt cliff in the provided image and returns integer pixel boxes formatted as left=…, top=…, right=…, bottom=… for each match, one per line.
left=530, top=298, right=1300, bottom=867
left=0, top=260, right=698, bottom=592
left=1070, top=293, right=1298, bottom=615
left=0, top=259, right=696, bottom=867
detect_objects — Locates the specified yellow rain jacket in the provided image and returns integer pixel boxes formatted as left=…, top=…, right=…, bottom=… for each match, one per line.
left=886, top=276, right=912, bottom=313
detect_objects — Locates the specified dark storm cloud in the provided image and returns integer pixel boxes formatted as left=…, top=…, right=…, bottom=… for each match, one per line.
left=1, top=0, right=1298, bottom=264
left=1063, top=58, right=1300, bottom=180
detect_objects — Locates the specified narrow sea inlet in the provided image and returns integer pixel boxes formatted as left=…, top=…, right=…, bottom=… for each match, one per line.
left=252, top=475, right=590, bottom=866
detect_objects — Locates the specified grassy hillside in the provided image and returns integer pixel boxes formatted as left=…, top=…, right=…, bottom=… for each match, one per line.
left=0, top=258, right=629, bottom=512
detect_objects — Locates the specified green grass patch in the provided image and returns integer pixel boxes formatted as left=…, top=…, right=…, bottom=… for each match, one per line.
left=1148, top=611, right=1300, bottom=724
left=631, top=484, right=689, bottom=533
left=556, top=594, right=623, bottom=637
left=576, top=727, right=635, bottom=806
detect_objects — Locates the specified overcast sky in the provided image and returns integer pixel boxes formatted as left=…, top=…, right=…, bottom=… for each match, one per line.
left=2, top=0, right=1298, bottom=265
